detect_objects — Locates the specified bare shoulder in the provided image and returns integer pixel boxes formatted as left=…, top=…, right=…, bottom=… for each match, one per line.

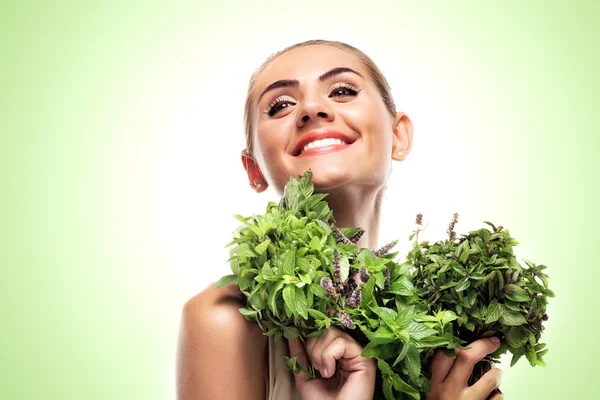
left=176, top=282, right=268, bottom=400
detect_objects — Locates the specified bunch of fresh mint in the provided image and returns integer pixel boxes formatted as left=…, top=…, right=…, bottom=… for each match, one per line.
left=216, top=171, right=552, bottom=400
left=407, top=213, right=553, bottom=397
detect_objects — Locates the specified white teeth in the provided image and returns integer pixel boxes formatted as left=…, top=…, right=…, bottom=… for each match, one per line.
left=301, top=138, right=347, bottom=154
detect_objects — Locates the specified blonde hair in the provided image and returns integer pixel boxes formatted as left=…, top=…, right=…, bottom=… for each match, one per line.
left=243, top=40, right=397, bottom=157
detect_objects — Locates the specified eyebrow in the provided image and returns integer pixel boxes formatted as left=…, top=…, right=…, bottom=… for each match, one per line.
left=257, top=67, right=364, bottom=102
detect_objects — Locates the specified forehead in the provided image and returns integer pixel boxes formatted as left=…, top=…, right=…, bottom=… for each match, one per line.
left=255, top=45, right=367, bottom=93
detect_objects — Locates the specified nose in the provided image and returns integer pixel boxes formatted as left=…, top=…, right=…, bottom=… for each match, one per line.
left=296, top=96, right=334, bottom=128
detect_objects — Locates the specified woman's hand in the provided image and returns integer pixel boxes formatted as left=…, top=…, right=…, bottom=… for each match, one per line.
left=425, top=337, right=504, bottom=400
left=288, top=326, right=377, bottom=400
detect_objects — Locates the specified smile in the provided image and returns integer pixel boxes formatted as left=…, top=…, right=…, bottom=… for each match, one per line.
left=292, top=129, right=356, bottom=157
left=300, top=138, right=349, bottom=155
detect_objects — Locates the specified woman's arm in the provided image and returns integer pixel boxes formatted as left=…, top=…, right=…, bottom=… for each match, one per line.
left=176, top=283, right=268, bottom=400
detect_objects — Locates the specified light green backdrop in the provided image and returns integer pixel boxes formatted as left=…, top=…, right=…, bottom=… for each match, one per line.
left=2, top=1, right=598, bottom=399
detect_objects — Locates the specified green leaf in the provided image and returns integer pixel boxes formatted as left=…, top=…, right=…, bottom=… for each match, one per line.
left=315, top=219, right=332, bottom=235
left=455, top=277, right=471, bottom=292
left=387, top=275, right=414, bottom=296
left=375, top=272, right=387, bottom=289
left=307, top=329, right=325, bottom=338
left=248, top=287, right=267, bottom=309
left=309, top=236, right=321, bottom=251
left=340, top=255, right=350, bottom=282
left=415, top=336, right=451, bottom=347
left=309, top=283, right=327, bottom=297
left=438, top=309, right=458, bottom=325
left=281, top=248, right=296, bottom=275
left=268, top=280, right=285, bottom=315
left=440, top=280, right=459, bottom=290
left=215, top=274, right=238, bottom=288
left=506, top=326, right=529, bottom=348
left=238, top=307, right=258, bottom=318
left=232, top=243, right=257, bottom=258
left=378, top=358, right=394, bottom=375
left=393, top=342, right=409, bottom=366
left=526, top=346, right=538, bottom=366
left=363, top=342, right=395, bottom=359
left=361, top=277, right=376, bottom=307
left=467, top=289, right=477, bottom=307
left=283, top=326, right=300, bottom=339
left=254, top=238, right=271, bottom=255
left=407, top=321, right=438, bottom=340
left=510, top=351, right=524, bottom=367
left=282, top=285, right=297, bottom=316
left=233, top=215, right=265, bottom=238
left=383, top=375, right=394, bottom=400
left=484, top=299, right=502, bottom=324
left=370, top=306, right=398, bottom=328
left=392, top=373, right=420, bottom=399
left=294, top=286, right=309, bottom=319
left=364, top=327, right=396, bottom=345
left=483, top=221, right=497, bottom=231
left=498, top=305, right=527, bottom=326
left=404, top=343, right=421, bottom=380
left=261, top=261, right=275, bottom=279
left=504, top=284, right=531, bottom=302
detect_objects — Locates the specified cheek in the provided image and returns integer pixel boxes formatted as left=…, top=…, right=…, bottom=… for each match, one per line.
left=344, top=99, right=393, bottom=148
left=254, top=122, right=291, bottom=188
left=255, top=123, right=282, bottom=158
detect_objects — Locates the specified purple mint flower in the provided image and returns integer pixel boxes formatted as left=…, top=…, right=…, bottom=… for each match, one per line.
left=350, top=228, right=365, bottom=244
left=360, top=268, right=369, bottom=283
left=333, top=248, right=341, bottom=283
left=320, top=276, right=339, bottom=301
left=320, top=276, right=333, bottom=291
left=416, top=213, right=423, bottom=226
left=383, top=269, right=391, bottom=290
left=333, top=227, right=353, bottom=245
left=374, top=240, right=399, bottom=258
left=337, top=310, right=356, bottom=329
left=448, top=213, right=459, bottom=241
left=347, top=292, right=359, bottom=308
left=347, top=287, right=363, bottom=309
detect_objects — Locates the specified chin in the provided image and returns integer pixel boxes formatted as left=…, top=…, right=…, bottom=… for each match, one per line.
left=301, top=163, right=354, bottom=192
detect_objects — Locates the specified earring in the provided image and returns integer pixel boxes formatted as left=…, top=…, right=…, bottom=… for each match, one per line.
left=398, top=150, right=405, bottom=157
left=254, top=180, right=262, bottom=190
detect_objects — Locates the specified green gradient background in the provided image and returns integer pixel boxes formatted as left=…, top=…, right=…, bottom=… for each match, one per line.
left=2, top=1, right=598, bottom=399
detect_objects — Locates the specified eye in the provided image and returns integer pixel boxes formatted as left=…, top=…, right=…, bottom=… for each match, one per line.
left=265, top=96, right=296, bottom=117
left=329, top=82, right=360, bottom=98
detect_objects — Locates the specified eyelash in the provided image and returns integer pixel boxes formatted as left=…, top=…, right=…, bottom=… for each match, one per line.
left=265, top=82, right=361, bottom=116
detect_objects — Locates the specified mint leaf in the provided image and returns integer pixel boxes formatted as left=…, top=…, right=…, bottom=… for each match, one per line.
left=215, top=274, right=238, bottom=288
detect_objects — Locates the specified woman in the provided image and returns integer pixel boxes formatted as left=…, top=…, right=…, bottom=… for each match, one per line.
left=176, top=40, right=504, bottom=400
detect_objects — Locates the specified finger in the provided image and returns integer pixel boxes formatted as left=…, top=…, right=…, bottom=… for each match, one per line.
left=320, top=336, right=364, bottom=378
left=429, top=349, right=455, bottom=384
left=288, top=338, right=310, bottom=383
left=445, top=337, right=500, bottom=386
left=306, top=327, right=349, bottom=373
left=306, top=337, right=324, bottom=373
left=465, top=367, right=503, bottom=399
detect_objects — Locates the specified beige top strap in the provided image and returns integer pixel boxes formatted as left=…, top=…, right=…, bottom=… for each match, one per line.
left=267, top=335, right=301, bottom=400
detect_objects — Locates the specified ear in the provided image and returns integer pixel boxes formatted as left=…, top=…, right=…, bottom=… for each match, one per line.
left=241, top=150, right=268, bottom=193
left=391, top=112, right=414, bottom=161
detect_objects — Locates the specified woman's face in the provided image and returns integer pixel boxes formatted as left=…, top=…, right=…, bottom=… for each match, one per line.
left=249, top=45, right=401, bottom=195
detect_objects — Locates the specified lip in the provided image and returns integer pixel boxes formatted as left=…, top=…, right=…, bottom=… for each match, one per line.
left=292, top=129, right=356, bottom=157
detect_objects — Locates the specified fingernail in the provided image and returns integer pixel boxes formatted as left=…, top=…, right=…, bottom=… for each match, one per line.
left=490, top=336, right=500, bottom=344
left=322, top=367, right=328, bottom=378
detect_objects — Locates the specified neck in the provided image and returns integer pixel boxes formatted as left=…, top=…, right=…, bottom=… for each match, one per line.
left=323, top=186, right=384, bottom=250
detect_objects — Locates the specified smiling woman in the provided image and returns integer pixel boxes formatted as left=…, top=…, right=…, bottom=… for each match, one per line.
left=176, top=39, right=504, bottom=400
